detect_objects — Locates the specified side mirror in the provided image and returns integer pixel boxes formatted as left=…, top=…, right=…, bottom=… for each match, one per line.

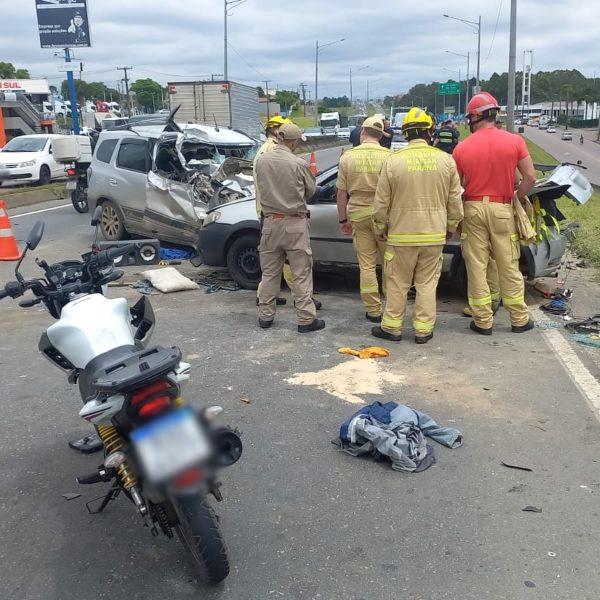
left=26, top=221, right=45, bottom=250
left=577, top=160, right=582, bottom=166
left=91, top=205, right=102, bottom=227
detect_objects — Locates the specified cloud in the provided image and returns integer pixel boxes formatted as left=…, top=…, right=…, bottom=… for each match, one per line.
left=2, top=0, right=597, bottom=98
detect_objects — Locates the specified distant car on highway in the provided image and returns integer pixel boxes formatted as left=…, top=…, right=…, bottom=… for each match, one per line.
left=561, top=131, right=573, bottom=141
left=303, top=127, right=324, bottom=138
left=336, top=127, right=351, bottom=140
left=0, top=134, right=67, bottom=186
left=547, top=126, right=556, bottom=133
left=538, top=123, right=548, bottom=130
left=391, top=131, right=408, bottom=151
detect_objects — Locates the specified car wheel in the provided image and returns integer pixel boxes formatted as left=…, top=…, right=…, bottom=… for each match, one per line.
left=38, top=165, right=51, bottom=186
left=100, top=200, right=127, bottom=241
left=226, top=232, right=261, bottom=290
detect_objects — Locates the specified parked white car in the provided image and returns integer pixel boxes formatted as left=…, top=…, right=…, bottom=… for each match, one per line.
left=336, top=127, right=351, bottom=140
left=0, top=134, right=67, bottom=186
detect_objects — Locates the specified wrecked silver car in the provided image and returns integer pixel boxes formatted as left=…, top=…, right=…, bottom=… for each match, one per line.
left=87, top=116, right=260, bottom=250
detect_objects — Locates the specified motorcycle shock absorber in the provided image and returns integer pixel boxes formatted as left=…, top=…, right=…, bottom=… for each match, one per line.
left=97, top=425, right=138, bottom=490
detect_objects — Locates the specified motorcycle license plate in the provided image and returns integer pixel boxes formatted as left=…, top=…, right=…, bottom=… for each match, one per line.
left=131, top=408, right=210, bottom=483
left=66, top=180, right=77, bottom=190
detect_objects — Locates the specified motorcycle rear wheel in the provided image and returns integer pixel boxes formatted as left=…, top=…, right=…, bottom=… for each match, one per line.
left=71, top=188, right=89, bottom=213
left=171, top=494, right=230, bottom=584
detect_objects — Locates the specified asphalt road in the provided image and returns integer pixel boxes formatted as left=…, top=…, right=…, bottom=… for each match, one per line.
left=2, top=148, right=600, bottom=600
left=523, top=126, right=600, bottom=186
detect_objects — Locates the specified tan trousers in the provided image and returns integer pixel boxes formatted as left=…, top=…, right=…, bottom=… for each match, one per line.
left=351, top=217, right=386, bottom=316
left=462, top=201, right=529, bottom=328
left=257, top=264, right=294, bottom=298
left=258, top=216, right=316, bottom=325
left=381, top=245, right=443, bottom=337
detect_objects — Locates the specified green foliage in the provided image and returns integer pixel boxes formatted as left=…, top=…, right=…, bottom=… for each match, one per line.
left=60, top=79, right=120, bottom=105
left=130, top=78, right=166, bottom=112
left=0, top=62, right=30, bottom=79
left=274, top=89, right=300, bottom=113
left=396, top=69, right=600, bottom=113
left=256, top=86, right=265, bottom=98
left=320, top=96, right=350, bottom=109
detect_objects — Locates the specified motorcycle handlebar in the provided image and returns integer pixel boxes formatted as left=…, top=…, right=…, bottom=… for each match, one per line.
left=94, top=244, right=138, bottom=268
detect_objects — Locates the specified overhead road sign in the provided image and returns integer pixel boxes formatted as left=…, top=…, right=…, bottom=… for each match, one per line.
left=35, top=0, right=92, bottom=48
left=439, top=82, right=460, bottom=95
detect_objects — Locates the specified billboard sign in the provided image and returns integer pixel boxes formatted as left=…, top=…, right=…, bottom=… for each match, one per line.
left=439, top=82, right=461, bottom=95
left=0, top=79, right=51, bottom=95
left=35, top=0, right=91, bottom=48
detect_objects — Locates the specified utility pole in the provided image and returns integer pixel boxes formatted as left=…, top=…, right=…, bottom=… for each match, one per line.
left=264, top=80, right=271, bottom=120
left=224, top=0, right=248, bottom=81
left=65, top=48, right=80, bottom=134
left=300, top=83, right=308, bottom=117
left=506, top=0, right=517, bottom=133
left=211, top=73, right=224, bottom=81
left=117, top=66, right=132, bottom=117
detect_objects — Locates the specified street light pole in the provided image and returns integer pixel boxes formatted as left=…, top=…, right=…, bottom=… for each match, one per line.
left=507, top=0, right=517, bottom=133
left=349, top=64, right=369, bottom=109
left=314, top=37, right=345, bottom=126
left=443, top=14, right=481, bottom=92
left=224, top=0, right=248, bottom=81
left=446, top=50, right=470, bottom=110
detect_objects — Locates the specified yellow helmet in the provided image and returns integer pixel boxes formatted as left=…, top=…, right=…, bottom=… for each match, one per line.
left=265, top=115, right=291, bottom=129
left=401, top=107, right=434, bottom=135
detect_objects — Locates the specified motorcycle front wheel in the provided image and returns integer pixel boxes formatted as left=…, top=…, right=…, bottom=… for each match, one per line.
left=170, top=493, right=230, bottom=584
left=71, top=188, right=89, bottom=213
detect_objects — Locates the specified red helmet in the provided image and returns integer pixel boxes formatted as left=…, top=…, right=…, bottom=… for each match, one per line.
left=466, top=92, right=500, bottom=117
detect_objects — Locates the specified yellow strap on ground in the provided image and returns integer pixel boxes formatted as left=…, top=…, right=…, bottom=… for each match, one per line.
left=338, top=346, right=390, bottom=359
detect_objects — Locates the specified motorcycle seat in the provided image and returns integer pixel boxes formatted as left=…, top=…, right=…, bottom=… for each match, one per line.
left=79, top=344, right=182, bottom=399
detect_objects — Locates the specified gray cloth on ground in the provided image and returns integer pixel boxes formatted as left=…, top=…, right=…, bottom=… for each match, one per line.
left=339, top=403, right=462, bottom=473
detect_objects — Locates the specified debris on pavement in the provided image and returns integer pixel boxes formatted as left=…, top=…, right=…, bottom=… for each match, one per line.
left=524, top=581, right=536, bottom=588
left=569, top=334, right=600, bottom=348
left=61, top=493, right=81, bottom=501
left=240, top=397, right=251, bottom=404
left=334, top=401, right=463, bottom=473
left=159, top=246, right=196, bottom=261
left=501, top=461, right=533, bottom=472
left=142, top=267, right=200, bottom=293
left=338, top=346, right=390, bottom=359
left=522, top=506, right=542, bottom=513
left=285, top=359, right=404, bottom=405
left=565, top=315, right=600, bottom=335
left=132, top=279, right=154, bottom=295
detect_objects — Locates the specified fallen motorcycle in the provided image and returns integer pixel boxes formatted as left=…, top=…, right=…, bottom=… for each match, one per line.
left=0, top=209, right=242, bottom=584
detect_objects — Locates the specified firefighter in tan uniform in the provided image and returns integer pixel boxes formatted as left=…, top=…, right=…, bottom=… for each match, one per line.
left=371, top=108, right=463, bottom=344
left=336, top=116, right=391, bottom=321
left=453, top=92, right=536, bottom=335
left=254, top=116, right=293, bottom=304
left=254, top=123, right=325, bottom=333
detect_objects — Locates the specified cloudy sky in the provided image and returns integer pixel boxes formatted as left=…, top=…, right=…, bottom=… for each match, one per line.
left=3, top=0, right=598, bottom=99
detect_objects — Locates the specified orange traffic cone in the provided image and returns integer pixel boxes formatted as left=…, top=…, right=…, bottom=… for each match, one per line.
left=0, top=199, right=21, bottom=261
left=309, top=152, right=318, bottom=175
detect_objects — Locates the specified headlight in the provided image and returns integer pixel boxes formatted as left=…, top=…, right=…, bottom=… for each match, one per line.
left=204, top=210, right=221, bottom=226
left=19, top=160, right=37, bottom=168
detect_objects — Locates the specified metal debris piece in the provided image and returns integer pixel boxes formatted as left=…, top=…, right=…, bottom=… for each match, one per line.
left=501, top=461, right=533, bottom=472
left=61, top=493, right=81, bottom=501
left=240, top=398, right=251, bottom=404
left=522, top=506, right=542, bottom=513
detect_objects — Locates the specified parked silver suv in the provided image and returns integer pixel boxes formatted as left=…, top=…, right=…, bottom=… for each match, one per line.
left=87, top=122, right=259, bottom=249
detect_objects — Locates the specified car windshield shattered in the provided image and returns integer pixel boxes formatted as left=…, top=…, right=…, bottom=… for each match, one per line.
left=144, top=128, right=258, bottom=244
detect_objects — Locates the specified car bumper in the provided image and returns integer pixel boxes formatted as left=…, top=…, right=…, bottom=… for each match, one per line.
left=0, top=168, right=36, bottom=181
left=196, top=222, right=232, bottom=267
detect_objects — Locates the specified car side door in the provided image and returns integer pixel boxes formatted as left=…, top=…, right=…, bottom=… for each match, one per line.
left=112, top=137, right=152, bottom=234
left=309, top=171, right=357, bottom=264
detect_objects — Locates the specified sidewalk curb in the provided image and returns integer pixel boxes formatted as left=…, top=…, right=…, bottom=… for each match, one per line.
left=1, top=185, right=68, bottom=210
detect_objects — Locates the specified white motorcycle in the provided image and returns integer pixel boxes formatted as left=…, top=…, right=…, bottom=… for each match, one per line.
left=0, top=210, right=242, bottom=584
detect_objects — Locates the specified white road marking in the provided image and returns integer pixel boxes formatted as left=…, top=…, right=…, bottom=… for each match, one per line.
left=532, top=307, right=600, bottom=420
left=12, top=204, right=71, bottom=218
